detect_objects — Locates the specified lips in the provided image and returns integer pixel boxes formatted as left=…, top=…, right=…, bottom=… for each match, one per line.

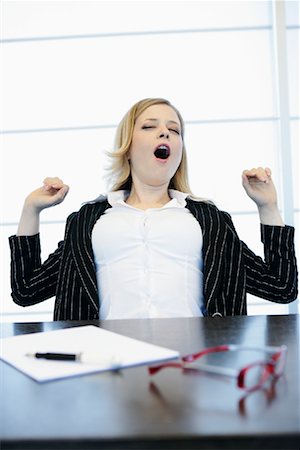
left=154, top=144, right=170, bottom=160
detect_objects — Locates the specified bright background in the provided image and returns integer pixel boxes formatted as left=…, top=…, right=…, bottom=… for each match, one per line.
left=1, top=0, right=299, bottom=321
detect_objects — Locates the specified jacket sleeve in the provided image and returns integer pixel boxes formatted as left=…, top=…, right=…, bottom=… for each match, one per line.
left=221, top=211, right=298, bottom=303
left=9, top=233, right=64, bottom=306
left=244, top=224, right=298, bottom=303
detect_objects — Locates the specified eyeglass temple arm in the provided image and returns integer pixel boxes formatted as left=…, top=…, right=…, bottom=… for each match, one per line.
left=148, top=362, right=183, bottom=375
left=181, top=345, right=232, bottom=362
left=148, top=360, right=238, bottom=377
left=149, top=345, right=245, bottom=375
left=182, top=344, right=286, bottom=363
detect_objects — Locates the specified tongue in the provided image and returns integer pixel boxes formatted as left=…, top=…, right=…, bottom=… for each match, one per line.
left=154, top=148, right=169, bottom=159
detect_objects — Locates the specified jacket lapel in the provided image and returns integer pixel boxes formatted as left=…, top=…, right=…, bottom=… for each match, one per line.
left=70, top=200, right=111, bottom=314
left=186, top=199, right=227, bottom=315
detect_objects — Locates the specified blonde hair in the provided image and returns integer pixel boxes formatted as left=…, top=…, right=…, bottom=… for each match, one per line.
left=106, top=98, right=194, bottom=195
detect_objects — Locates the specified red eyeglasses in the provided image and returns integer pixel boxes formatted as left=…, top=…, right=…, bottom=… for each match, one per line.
left=149, top=344, right=287, bottom=392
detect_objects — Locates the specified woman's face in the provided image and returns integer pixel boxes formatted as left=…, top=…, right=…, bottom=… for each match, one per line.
left=128, top=104, right=183, bottom=188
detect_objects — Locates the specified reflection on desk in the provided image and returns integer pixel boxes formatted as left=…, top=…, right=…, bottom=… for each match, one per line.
left=0, top=315, right=299, bottom=450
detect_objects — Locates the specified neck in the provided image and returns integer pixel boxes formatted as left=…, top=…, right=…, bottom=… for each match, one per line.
left=126, top=183, right=171, bottom=210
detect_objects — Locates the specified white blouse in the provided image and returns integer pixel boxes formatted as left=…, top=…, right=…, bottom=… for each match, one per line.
left=92, top=190, right=204, bottom=319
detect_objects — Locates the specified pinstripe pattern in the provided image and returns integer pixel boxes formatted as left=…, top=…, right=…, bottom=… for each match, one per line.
left=9, top=198, right=298, bottom=320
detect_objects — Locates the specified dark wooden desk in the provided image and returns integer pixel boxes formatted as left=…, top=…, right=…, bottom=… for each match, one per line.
left=0, top=315, right=299, bottom=450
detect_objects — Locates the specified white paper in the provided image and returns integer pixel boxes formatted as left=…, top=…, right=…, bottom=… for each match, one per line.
left=0, top=325, right=179, bottom=382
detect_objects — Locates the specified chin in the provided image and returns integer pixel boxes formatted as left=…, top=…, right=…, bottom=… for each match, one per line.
left=145, top=178, right=170, bottom=187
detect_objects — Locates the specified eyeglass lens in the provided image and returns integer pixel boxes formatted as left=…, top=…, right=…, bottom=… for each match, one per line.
left=240, top=362, right=271, bottom=390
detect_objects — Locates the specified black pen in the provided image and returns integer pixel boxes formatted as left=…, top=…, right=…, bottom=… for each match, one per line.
left=25, top=352, right=121, bottom=367
left=26, top=352, right=80, bottom=361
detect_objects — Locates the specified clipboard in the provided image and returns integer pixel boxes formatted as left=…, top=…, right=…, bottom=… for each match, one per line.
left=0, top=325, right=179, bottom=382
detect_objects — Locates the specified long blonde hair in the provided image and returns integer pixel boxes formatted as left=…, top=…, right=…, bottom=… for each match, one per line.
left=106, top=98, right=193, bottom=194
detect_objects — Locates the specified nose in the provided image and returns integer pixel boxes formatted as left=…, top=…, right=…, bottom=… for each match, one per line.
left=158, top=128, right=169, bottom=139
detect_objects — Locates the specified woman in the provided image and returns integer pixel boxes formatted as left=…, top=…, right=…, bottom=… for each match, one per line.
left=9, top=98, right=298, bottom=320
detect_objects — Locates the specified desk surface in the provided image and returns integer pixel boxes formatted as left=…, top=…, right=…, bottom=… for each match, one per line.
left=1, top=315, right=299, bottom=450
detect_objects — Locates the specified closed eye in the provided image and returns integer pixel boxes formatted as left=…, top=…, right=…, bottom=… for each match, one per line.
left=142, top=125, right=155, bottom=130
left=141, top=125, right=180, bottom=135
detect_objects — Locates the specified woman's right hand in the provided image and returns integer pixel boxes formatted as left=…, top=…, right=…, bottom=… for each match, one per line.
left=24, top=177, right=69, bottom=213
left=17, top=177, right=69, bottom=236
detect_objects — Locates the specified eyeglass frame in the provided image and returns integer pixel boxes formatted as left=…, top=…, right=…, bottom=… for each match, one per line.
left=148, top=344, right=287, bottom=392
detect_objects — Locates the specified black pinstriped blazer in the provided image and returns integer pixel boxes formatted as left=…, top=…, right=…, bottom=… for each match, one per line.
left=9, top=198, right=298, bottom=320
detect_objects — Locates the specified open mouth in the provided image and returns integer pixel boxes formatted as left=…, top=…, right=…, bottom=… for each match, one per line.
left=154, top=145, right=170, bottom=160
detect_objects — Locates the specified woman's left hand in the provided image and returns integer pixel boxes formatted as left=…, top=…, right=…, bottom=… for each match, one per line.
left=242, top=167, right=278, bottom=208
